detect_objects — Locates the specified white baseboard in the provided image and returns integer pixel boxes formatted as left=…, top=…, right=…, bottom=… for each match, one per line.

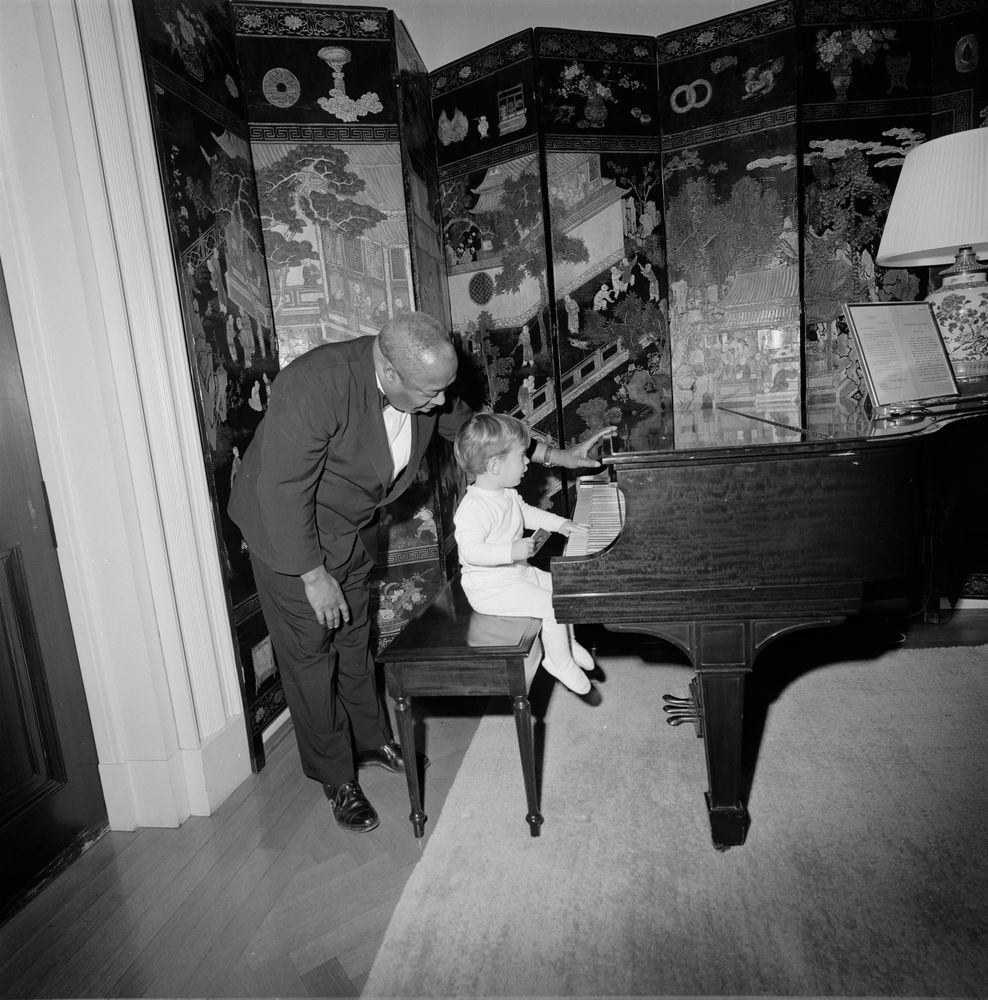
left=100, top=716, right=251, bottom=829
left=183, top=717, right=253, bottom=817
left=940, top=598, right=988, bottom=610
left=99, top=757, right=188, bottom=830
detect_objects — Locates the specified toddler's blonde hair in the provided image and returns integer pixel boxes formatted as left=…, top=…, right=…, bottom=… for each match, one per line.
left=453, top=412, right=530, bottom=478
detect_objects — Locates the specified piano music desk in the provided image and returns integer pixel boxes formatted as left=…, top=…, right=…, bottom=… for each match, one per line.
left=377, top=577, right=543, bottom=838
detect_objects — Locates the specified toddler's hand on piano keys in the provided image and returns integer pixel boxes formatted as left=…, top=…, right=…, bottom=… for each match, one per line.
left=558, top=520, right=590, bottom=537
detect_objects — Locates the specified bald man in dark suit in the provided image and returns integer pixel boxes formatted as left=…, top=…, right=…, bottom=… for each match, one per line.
left=230, top=312, right=611, bottom=832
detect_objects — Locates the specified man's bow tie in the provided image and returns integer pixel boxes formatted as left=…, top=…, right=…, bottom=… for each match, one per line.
left=379, top=391, right=390, bottom=410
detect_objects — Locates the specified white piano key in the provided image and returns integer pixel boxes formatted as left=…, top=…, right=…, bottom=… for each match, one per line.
left=564, top=482, right=624, bottom=557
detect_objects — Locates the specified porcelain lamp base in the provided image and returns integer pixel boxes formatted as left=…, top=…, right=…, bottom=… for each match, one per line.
left=927, top=260, right=988, bottom=382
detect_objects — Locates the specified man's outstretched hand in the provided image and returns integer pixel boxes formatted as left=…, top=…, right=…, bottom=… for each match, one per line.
left=556, top=425, right=616, bottom=469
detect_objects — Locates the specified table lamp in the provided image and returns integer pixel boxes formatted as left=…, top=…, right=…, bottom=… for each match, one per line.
left=876, top=127, right=988, bottom=381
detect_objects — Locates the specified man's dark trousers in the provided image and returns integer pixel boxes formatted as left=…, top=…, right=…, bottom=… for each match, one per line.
left=250, top=540, right=388, bottom=788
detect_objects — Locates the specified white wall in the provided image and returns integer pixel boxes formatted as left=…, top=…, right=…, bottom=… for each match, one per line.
left=379, top=0, right=766, bottom=329
left=323, top=0, right=767, bottom=69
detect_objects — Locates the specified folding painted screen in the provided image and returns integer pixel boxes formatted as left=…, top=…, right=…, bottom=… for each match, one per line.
left=131, top=0, right=284, bottom=768
left=133, top=0, right=461, bottom=768
left=535, top=29, right=670, bottom=464
left=133, top=0, right=988, bottom=771
left=430, top=31, right=563, bottom=507
left=657, top=2, right=801, bottom=448
left=231, top=1, right=458, bottom=649
left=432, top=29, right=673, bottom=510
left=657, top=0, right=986, bottom=446
left=797, top=0, right=934, bottom=432
left=432, top=0, right=985, bottom=461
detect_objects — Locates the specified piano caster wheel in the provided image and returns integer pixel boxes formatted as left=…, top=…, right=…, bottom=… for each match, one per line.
left=707, top=799, right=749, bottom=850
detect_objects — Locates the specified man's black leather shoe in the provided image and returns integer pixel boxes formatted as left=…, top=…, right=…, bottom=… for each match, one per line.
left=355, top=737, right=430, bottom=774
left=323, top=780, right=379, bottom=832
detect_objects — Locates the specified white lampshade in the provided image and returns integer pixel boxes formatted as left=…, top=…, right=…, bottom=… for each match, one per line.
left=876, top=128, right=988, bottom=268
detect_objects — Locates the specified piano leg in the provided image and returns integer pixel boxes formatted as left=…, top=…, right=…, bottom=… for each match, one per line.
left=691, top=619, right=844, bottom=849
left=614, top=616, right=848, bottom=851
left=613, top=620, right=752, bottom=849
left=694, top=669, right=750, bottom=850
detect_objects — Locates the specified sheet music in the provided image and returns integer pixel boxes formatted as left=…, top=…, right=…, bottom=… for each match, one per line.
left=843, top=302, right=958, bottom=409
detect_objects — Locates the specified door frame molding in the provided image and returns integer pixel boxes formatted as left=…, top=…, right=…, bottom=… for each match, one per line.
left=0, top=0, right=249, bottom=828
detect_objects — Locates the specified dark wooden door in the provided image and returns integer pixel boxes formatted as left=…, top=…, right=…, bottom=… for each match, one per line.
left=0, top=258, right=107, bottom=922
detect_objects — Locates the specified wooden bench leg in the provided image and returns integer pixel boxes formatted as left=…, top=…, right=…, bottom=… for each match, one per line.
left=512, top=694, right=543, bottom=836
left=394, top=694, right=426, bottom=837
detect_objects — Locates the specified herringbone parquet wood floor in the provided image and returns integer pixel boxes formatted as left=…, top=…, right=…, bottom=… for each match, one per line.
left=0, top=694, right=489, bottom=998
left=1, top=614, right=986, bottom=998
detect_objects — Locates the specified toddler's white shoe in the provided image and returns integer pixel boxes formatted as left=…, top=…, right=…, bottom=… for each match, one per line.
left=544, top=656, right=592, bottom=695
left=571, top=641, right=595, bottom=671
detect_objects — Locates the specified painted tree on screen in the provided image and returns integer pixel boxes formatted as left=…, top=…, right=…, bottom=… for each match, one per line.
left=804, top=146, right=891, bottom=253
left=255, top=146, right=386, bottom=309
left=581, top=295, right=667, bottom=360
left=607, top=158, right=664, bottom=267
left=475, top=168, right=588, bottom=351
left=184, top=134, right=264, bottom=265
left=666, top=171, right=784, bottom=288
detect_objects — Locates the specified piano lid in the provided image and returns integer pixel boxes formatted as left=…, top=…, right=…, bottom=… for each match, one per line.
left=602, top=386, right=988, bottom=461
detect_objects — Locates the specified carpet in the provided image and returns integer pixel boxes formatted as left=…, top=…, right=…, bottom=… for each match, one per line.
left=363, top=640, right=988, bottom=998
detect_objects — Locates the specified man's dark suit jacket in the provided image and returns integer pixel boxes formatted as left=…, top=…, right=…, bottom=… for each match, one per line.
left=229, top=335, right=471, bottom=576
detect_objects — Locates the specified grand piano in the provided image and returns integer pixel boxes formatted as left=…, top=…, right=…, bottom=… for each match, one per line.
left=550, top=394, right=988, bottom=849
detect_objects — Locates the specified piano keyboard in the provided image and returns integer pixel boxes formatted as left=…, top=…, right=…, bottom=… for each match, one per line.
left=563, top=478, right=625, bottom=557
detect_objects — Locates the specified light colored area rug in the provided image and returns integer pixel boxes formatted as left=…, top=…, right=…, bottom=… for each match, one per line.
left=363, top=644, right=988, bottom=998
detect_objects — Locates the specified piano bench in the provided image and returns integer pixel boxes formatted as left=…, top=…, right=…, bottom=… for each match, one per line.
left=376, top=576, right=544, bottom=839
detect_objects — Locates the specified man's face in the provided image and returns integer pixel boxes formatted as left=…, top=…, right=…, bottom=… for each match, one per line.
left=384, top=357, right=457, bottom=413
